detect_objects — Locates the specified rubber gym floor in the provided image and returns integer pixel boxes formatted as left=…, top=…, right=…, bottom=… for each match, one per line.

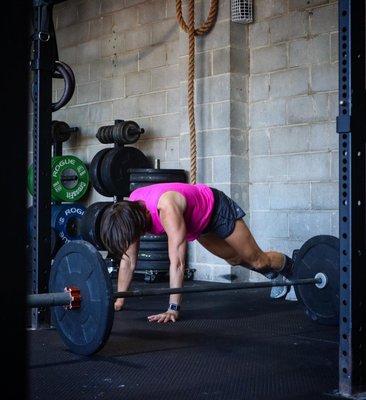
left=28, top=281, right=338, bottom=400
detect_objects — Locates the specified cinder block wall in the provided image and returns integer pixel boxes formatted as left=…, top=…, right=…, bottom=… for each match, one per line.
left=248, top=0, right=338, bottom=280
left=29, top=0, right=338, bottom=282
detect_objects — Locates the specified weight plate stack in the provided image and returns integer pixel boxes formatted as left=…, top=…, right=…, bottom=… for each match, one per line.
left=80, top=202, right=113, bottom=250
left=51, top=204, right=86, bottom=245
left=136, top=233, right=169, bottom=271
left=129, top=168, right=187, bottom=194
left=90, top=147, right=150, bottom=197
left=100, top=147, right=150, bottom=197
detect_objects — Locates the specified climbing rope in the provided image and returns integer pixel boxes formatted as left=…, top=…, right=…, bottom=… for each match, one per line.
left=176, top=0, right=219, bottom=184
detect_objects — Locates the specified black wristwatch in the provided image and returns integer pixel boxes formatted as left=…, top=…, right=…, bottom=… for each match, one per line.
left=168, top=303, right=181, bottom=312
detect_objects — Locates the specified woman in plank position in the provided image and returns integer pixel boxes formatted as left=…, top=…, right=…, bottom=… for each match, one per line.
left=100, top=183, right=294, bottom=323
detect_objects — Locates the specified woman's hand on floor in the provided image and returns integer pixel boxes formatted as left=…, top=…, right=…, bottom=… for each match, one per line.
left=147, top=310, right=179, bottom=323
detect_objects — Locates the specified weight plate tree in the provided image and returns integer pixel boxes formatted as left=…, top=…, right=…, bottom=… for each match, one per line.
left=51, top=155, right=89, bottom=202
left=48, top=241, right=114, bottom=355
left=51, top=204, right=86, bottom=244
left=27, top=235, right=339, bottom=355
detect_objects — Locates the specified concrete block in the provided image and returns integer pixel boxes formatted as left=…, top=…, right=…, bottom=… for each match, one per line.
left=152, top=19, right=179, bottom=45
left=287, top=152, right=330, bottom=181
left=166, top=41, right=179, bottom=65
left=100, top=0, right=124, bottom=14
left=230, top=20, right=248, bottom=50
left=249, top=129, right=270, bottom=156
left=309, top=122, right=338, bottom=151
left=289, top=34, right=330, bottom=67
left=270, top=183, right=311, bottom=210
left=125, top=27, right=151, bottom=51
left=287, top=94, right=328, bottom=124
left=77, top=0, right=101, bottom=22
left=66, top=105, right=89, bottom=126
left=329, top=92, right=338, bottom=122
left=251, top=211, right=289, bottom=239
left=167, top=89, right=180, bottom=113
left=289, top=0, right=328, bottom=11
left=197, top=157, right=213, bottom=183
left=196, top=74, right=230, bottom=104
left=89, top=101, right=113, bottom=123
left=311, top=63, right=338, bottom=92
left=89, top=15, right=114, bottom=40
left=211, top=101, right=230, bottom=129
left=179, top=52, right=212, bottom=80
left=151, top=65, right=179, bottom=90
left=331, top=150, right=338, bottom=180
left=254, top=0, right=287, bottom=20
left=270, top=68, right=309, bottom=98
left=195, top=21, right=230, bottom=53
left=125, top=71, right=151, bottom=96
left=139, top=0, right=166, bottom=24
left=149, top=113, right=180, bottom=138
left=76, top=40, right=101, bottom=64
left=270, top=125, right=309, bottom=154
left=250, top=99, right=287, bottom=128
left=231, top=183, right=250, bottom=210
left=270, top=12, right=308, bottom=44
left=249, top=21, right=269, bottom=48
left=125, top=0, right=145, bottom=5
left=90, top=59, right=114, bottom=81
left=113, top=97, right=138, bottom=118
left=310, top=3, right=338, bottom=35
left=250, top=184, right=270, bottom=211
left=166, top=138, right=179, bottom=161
left=231, top=101, right=249, bottom=130
left=139, top=45, right=167, bottom=71
left=138, top=139, right=166, bottom=162
left=180, top=129, right=231, bottom=158
left=213, top=156, right=231, bottom=183
left=112, top=7, right=138, bottom=32
left=311, top=182, right=338, bottom=210
left=57, top=23, right=89, bottom=48
left=330, top=32, right=338, bottom=62
left=249, top=74, right=269, bottom=102
left=231, top=74, right=247, bottom=102
left=250, top=156, right=287, bottom=182
left=138, top=92, right=167, bottom=117
left=289, top=211, right=332, bottom=240
left=268, top=239, right=304, bottom=258
left=331, top=212, right=339, bottom=237
left=77, top=81, right=100, bottom=104
left=100, top=34, right=124, bottom=57
left=56, top=3, right=78, bottom=28
left=251, top=44, right=287, bottom=74
left=230, top=129, right=249, bottom=157
left=114, top=51, right=139, bottom=75
left=59, top=46, right=76, bottom=65
left=231, top=155, right=249, bottom=183
left=101, top=77, right=124, bottom=100
left=231, top=47, right=249, bottom=75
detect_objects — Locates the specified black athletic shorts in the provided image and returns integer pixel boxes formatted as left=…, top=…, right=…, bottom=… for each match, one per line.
left=202, top=187, right=246, bottom=239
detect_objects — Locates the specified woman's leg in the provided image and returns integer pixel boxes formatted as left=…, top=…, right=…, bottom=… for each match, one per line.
left=224, top=219, right=285, bottom=274
left=198, top=221, right=291, bottom=276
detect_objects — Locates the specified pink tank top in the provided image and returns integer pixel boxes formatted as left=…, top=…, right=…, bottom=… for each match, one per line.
left=129, top=183, right=214, bottom=241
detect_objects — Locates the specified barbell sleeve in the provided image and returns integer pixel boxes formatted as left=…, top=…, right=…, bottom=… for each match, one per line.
left=27, top=292, right=72, bottom=307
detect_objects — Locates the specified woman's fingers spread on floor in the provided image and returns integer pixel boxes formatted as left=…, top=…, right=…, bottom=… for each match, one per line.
left=147, top=313, right=176, bottom=323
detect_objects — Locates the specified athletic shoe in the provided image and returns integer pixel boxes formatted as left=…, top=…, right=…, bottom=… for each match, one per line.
left=285, top=285, right=298, bottom=301
left=270, top=275, right=289, bottom=299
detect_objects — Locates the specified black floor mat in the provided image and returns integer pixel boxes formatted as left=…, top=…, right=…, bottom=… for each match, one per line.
left=28, top=282, right=338, bottom=400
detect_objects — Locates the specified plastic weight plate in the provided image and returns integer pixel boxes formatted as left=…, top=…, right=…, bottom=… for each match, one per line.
left=51, top=204, right=86, bottom=244
left=89, top=148, right=111, bottom=197
left=49, top=241, right=114, bottom=355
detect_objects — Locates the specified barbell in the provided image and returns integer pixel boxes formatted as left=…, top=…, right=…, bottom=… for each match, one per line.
left=27, top=235, right=339, bottom=356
